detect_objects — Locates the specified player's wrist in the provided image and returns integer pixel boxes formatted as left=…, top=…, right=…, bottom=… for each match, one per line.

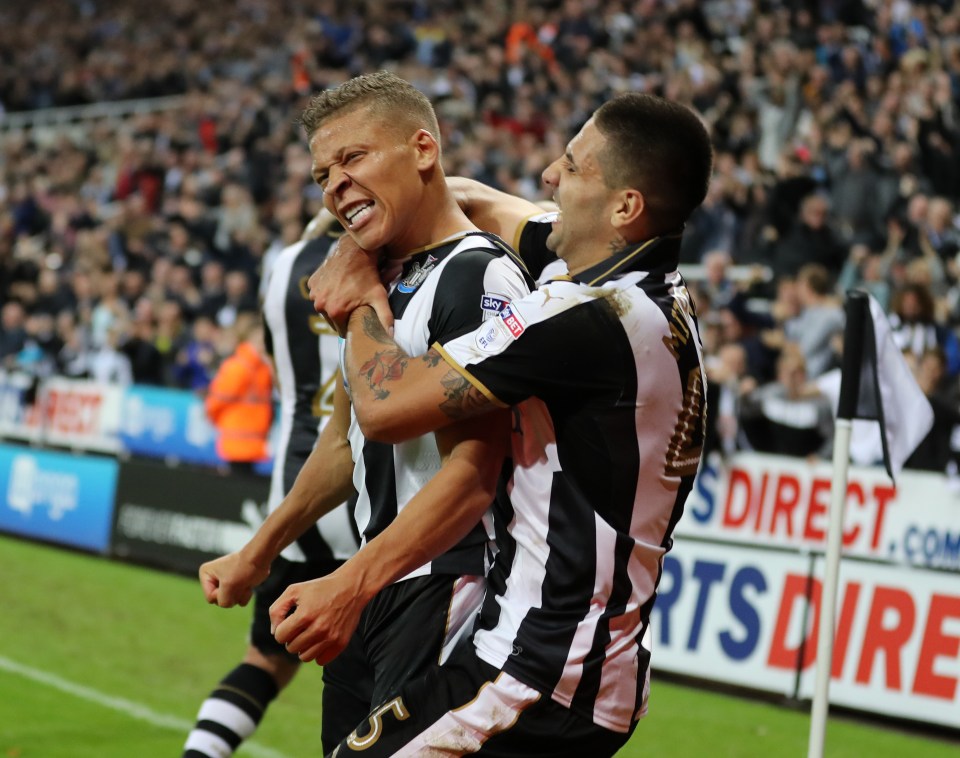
left=237, top=540, right=274, bottom=576
left=345, top=305, right=374, bottom=336
left=340, top=546, right=393, bottom=604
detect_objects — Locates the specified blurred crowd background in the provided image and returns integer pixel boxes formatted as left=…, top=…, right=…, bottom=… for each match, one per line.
left=2, top=0, right=960, bottom=474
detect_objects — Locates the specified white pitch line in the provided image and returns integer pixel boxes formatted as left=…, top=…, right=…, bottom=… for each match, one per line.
left=0, top=655, right=291, bottom=758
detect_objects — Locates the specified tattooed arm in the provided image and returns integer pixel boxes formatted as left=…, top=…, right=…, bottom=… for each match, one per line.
left=343, top=306, right=500, bottom=443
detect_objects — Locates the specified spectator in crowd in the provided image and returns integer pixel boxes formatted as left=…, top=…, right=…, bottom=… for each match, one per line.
left=155, top=299, right=191, bottom=381
left=15, top=312, right=58, bottom=379
left=213, top=183, right=258, bottom=257
left=119, top=267, right=149, bottom=311
left=122, top=300, right=165, bottom=385
left=762, top=152, right=819, bottom=242
left=739, top=345, right=835, bottom=460
left=772, top=193, right=846, bottom=278
left=198, top=260, right=228, bottom=320
left=0, top=302, right=27, bottom=369
left=89, top=271, right=128, bottom=349
left=922, top=196, right=960, bottom=264
left=716, top=302, right=779, bottom=385
left=215, top=269, right=259, bottom=329
left=889, top=281, right=960, bottom=377
left=166, top=261, right=205, bottom=320
left=681, top=181, right=738, bottom=263
left=837, top=241, right=893, bottom=311
left=893, top=193, right=933, bottom=263
left=55, top=311, right=89, bottom=379
left=886, top=203, right=952, bottom=293
left=904, top=347, right=960, bottom=473
left=68, top=270, right=98, bottom=325
left=704, top=340, right=751, bottom=460
left=700, top=249, right=741, bottom=311
left=830, top=138, right=886, bottom=246
left=33, top=267, right=74, bottom=316
left=89, top=324, right=134, bottom=385
left=783, top=263, right=846, bottom=379
left=173, top=315, right=219, bottom=392
left=204, top=316, right=273, bottom=473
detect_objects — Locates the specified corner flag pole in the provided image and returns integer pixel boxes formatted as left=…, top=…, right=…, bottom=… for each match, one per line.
left=807, top=291, right=868, bottom=758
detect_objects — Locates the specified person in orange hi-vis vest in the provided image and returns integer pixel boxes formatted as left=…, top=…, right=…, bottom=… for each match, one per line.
left=205, top=314, right=274, bottom=471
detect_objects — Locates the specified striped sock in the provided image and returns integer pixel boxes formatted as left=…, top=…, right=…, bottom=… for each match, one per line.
left=182, top=663, right=279, bottom=757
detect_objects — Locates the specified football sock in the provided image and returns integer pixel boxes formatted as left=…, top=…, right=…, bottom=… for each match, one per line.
left=182, top=663, right=279, bottom=757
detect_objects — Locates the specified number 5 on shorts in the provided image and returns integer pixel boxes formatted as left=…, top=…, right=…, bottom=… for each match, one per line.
left=345, top=697, right=410, bottom=751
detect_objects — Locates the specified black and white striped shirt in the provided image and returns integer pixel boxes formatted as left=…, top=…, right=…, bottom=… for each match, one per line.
left=343, top=232, right=532, bottom=580
left=262, top=234, right=360, bottom=562
left=438, top=225, right=706, bottom=733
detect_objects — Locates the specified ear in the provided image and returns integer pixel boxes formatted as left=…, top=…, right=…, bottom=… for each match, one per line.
left=412, top=129, right=440, bottom=171
left=611, top=188, right=645, bottom=230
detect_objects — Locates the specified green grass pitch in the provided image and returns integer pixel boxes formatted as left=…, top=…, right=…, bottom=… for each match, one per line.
left=1, top=534, right=955, bottom=757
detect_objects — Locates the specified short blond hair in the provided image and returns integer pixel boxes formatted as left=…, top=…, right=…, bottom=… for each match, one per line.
left=299, top=71, right=440, bottom=145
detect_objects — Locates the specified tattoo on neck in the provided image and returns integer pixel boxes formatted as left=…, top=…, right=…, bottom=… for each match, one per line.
left=608, top=236, right=628, bottom=255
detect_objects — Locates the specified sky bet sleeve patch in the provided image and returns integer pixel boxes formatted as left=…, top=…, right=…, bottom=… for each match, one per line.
left=480, top=293, right=510, bottom=319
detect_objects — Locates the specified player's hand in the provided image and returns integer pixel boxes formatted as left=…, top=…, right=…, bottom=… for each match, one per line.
left=269, top=570, right=370, bottom=665
left=198, top=551, right=270, bottom=608
left=308, top=236, right=393, bottom=336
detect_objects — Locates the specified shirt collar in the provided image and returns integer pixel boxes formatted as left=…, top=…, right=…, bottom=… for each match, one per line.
left=570, top=231, right=683, bottom=286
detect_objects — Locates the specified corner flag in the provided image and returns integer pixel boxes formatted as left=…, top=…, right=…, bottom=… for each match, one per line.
left=839, top=291, right=934, bottom=480
left=808, top=290, right=934, bottom=758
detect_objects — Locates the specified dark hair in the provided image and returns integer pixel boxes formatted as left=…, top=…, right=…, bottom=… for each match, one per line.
left=892, top=282, right=936, bottom=323
left=299, top=71, right=440, bottom=145
left=593, top=94, right=713, bottom=232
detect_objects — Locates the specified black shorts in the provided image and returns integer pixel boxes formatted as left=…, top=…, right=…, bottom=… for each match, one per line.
left=321, top=572, right=484, bottom=753
left=250, top=555, right=344, bottom=661
left=327, top=643, right=636, bottom=757
left=340, top=573, right=485, bottom=708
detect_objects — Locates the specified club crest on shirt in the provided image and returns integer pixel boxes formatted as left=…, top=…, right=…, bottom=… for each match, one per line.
left=396, top=254, right=438, bottom=293
left=480, top=293, right=509, bottom=319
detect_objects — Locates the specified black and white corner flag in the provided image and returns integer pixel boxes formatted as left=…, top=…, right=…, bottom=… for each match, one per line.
left=839, top=290, right=934, bottom=480
left=809, top=290, right=936, bottom=758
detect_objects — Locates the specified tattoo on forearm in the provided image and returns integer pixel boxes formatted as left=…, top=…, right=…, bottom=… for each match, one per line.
left=358, top=350, right=408, bottom=399
left=438, top=369, right=489, bottom=419
left=421, top=349, right=443, bottom=368
left=356, top=308, right=408, bottom=399
left=360, top=308, right=394, bottom=345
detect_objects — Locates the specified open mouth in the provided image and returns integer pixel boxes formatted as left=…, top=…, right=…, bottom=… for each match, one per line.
left=343, top=201, right=374, bottom=228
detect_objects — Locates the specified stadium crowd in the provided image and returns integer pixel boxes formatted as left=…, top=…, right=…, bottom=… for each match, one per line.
left=2, top=0, right=960, bottom=474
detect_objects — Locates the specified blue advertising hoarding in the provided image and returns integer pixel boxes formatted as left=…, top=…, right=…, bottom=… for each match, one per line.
left=117, top=385, right=275, bottom=474
left=0, top=444, right=119, bottom=553
left=117, top=385, right=222, bottom=466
